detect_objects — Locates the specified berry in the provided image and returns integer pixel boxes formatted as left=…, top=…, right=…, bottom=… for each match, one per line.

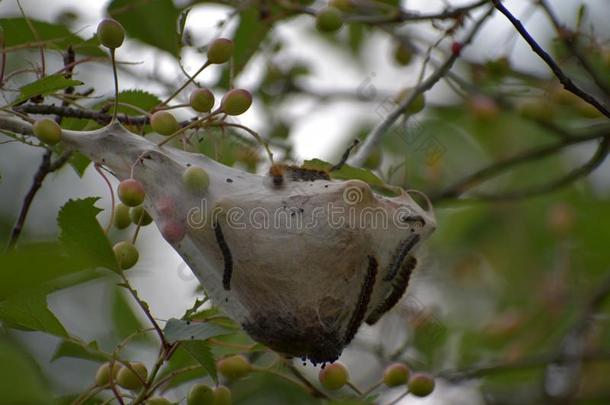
left=113, top=241, right=139, bottom=270
left=395, top=89, right=426, bottom=114
left=451, top=41, right=463, bottom=56
left=316, top=7, right=343, bottom=33
left=118, top=179, right=145, bottom=207
left=187, top=383, right=215, bottom=405
left=150, top=111, right=179, bottom=136
left=161, top=221, right=186, bottom=244
left=408, top=373, right=435, bottom=397
left=383, top=363, right=410, bottom=387
left=318, top=362, right=349, bottom=390
left=33, top=119, right=62, bottom=145
left=145, top=397, right=172, bottom=405
left=116, top=361, right=148, bottom=390
left=130, top=205, right=153, bottom=226
left=190, top=88, right=215, bottom=113
left=182, top=166, right=210, bottom=193
left=213, top=386, right=232, bottom=405
left=217, top=355, right=251, bottom=381
left=114, top=203, right=132, bottom=230
left=394, top=43, right=413, bottom=66
left=95, top=362, right=121, bottom=386
left=97, top=18, right=125, bottom=49
left=207, top=38, right=234, bottom=64
left=220, top=89, right=252, bottom=116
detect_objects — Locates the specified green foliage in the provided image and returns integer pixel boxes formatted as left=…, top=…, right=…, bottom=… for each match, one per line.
left=14, top=74, right=83, bottom=105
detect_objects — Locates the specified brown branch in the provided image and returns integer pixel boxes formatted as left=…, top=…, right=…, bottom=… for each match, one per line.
left=6, top=150, right=72, bottom=251
left=490, top=0, right=610, bottom=118
left=346, top=0, right=488, bottom=24
left=14, top=104, right=149, bottom=126
left=537, top=0, right=610, bottom=97
left=431, top=128, right=610, bottom=202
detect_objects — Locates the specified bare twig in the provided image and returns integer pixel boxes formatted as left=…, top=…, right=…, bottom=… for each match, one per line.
left=346, top=0, right=488, bottom=24
left=349, top=6, right=495, bottom=167
left=490, top=0, right=610, bottom=118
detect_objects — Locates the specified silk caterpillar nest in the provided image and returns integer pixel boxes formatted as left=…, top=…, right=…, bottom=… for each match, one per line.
left=62, top=122, right=436, bottom=364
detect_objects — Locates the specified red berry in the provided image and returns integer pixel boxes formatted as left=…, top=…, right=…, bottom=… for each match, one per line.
left=161, top=220, right=186, bottom=244
left=451, top=41, right=463, bottom=56
left=118, top=179, right=145, bottom=207
left=319, top=362, right=349, bottom=390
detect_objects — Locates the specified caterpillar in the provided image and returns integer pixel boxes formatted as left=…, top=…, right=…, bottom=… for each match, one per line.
left=213, top=220, right=233, bottom=290
left=343, top=255, right=378, bottom=345
left=384, top=234, right=420, bottom=281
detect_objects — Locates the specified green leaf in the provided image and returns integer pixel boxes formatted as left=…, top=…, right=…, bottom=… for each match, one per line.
left=0, top=292, right=68, bottom=337
left=58, top=197, right=119, bottom=273
left=108, top=0, right=181, bottom=57
left=113, top=89, right=162, bottom=116
left=0, top=243, right=92, bottom=300
left=14, top=74, right=83, bottom=105
left=52, top=339, right=109, bottom=363
left=0, top=339, right=53, bottom=404
left=0, top=17, right=104, bottom=56
left=67, top=150, right=91, bottom=177
left=180, top=340, right=218, bottom=384
left=163, top=318, right=232, bottom=343
left=111, top=288, right=148, bottom=341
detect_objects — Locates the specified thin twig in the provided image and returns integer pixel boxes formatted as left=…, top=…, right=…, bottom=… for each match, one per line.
left=490, top=0, right=610, bottom=118
left=349, top=6, right=495, bottom=167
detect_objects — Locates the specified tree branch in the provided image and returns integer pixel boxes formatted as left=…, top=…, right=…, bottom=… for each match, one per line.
left=490, top=0, right=610, bottom=118
left=349, top=6, right=495, bottom=167
left=15, top=104, right=149, bottom=126
left=431, top=127, right=610, bottom=202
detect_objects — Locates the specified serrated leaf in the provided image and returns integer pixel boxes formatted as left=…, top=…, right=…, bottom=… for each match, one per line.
left=108, top=0, right=181, bottom=57
left=14, top=74, right=83, bottom=105
left=114, top=89, right=162, bottom=115
left=58, top=197, right=119, bottom=273
left=0, top=291, right=68, bottom=337
left=52, top=339, right=109, bottom=363
left=68, top=150, right=91, bottom=177
left=0, top=17, right=104, bottom=56
left=181, top=340, right=218, bottom=383
left=0, top=340, right=52, bottom=404
left=163, top=318, right=232, bottom=343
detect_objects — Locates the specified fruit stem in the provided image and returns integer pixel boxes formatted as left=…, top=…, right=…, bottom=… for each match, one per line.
left=159, top=60, right=211, bottom=108
left=111, top=48, right=120, bottom=122
left=156, top=109, right=221, bottom=147
left=94, top=162, right=115, bottom=234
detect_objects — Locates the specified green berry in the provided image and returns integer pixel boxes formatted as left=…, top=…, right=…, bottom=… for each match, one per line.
left=116, top=361, right=148, bottom=390
left=394, top=43, right=413, bottom=66
left=113, top=241, right=139, bottom=270
left=408, top=373, right=435, bottom=397
left=316, top=7, right=343, bottom=33
left=97, top=18, right=125, bottom=49
left=318, top=362, right=349, bottom=390
left=396, top=89, right=425, bottom=114
left=190, top=88, right=215, bottom=113
left=114, top=203, right=132, bottom=230
left=150, top=111, right=179, bottom=136
left=182, top=166, right=210, bottom=193
left=213, top=386, right=232, bottom=405
left=217, top=355, right=251, bottom=381
left=130, top=205, right=153, bottom=226
left=145, top=397, right=172, bottom=405
left=33, top=118, right=62, bottom=145
left=118, top=179, right=145, bottom=207
left=383, top=363, right=410, bottom=387
left=95, top=362, right=121, bottom=386
left=207, top=38, right=234, bottom=64
left=187, top=383, right=215, bottom=405
left=220, top=89, right=252, bottom=116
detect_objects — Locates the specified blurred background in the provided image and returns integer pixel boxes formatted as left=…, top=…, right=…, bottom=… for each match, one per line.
left=1, top=0, right=609, bottom=404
